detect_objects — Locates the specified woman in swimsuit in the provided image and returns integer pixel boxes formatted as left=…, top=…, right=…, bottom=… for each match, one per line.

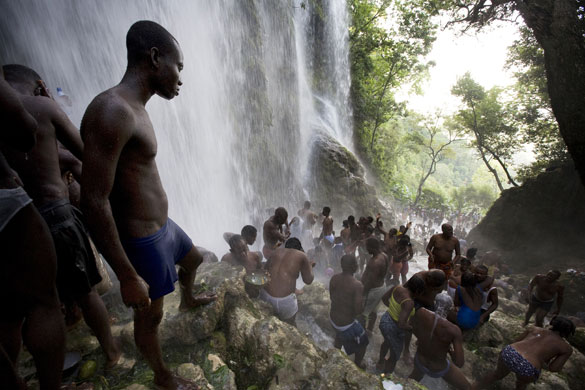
left=448, top=272, right=483, bottom=330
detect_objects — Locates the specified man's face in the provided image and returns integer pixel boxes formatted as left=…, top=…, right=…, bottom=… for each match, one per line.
left=230, top=240, right=248, bottom=261
left=155, top=42, right=183, bottom=100
left=442, top=225, right=453, bottom=237
left=475, top=268, right=488, bottom=282
left=546, top=271, right=559, bottom=282
left=245, top=232, right=257, bottom=245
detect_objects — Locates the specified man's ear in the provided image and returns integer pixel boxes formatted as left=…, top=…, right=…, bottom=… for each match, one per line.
left=150, top=47, right=161, bottom=69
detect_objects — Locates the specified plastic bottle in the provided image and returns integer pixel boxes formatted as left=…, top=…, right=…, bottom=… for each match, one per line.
left=55, top=87, right=73, bottom=117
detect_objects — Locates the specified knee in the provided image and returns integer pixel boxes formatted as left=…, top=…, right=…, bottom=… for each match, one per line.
left=136, top=309, right=163, bottom=330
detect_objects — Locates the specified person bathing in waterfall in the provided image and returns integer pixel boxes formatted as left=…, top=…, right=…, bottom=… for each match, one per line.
left=2, top=64, right=121, bottom=369
left=329, top=254, right=369, bottom=369
left=426, top=223, right=461, bottom=280
left=260, top=238, right=314, bottom=326
left=360, top=237, right=389, bottom=335
left=472, top=316, right=574, bottom=390
left=262, top=207, right=290, bottom=259
left=524, top=270, right=564, bottom=327
left=81, top=21, right=216, bottom=390
left=377, top=276, right=424, bottom=374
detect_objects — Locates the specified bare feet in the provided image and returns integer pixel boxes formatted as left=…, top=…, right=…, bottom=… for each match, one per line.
left=105, top=337, right=122, bottom=369
left=154, top=374, right=200, bottom=390
left=179, top=291, right=218, bottom=312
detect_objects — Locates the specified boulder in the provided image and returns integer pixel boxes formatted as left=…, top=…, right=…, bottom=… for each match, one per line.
left=568, top=328, right=585, bottom=355
left=297, top=282, right=334, bottom=337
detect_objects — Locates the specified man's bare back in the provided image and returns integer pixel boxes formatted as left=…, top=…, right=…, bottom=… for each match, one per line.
left=361, top=251, right=388, bottom=292
left=511, top=327, right=572, bottom=371
left=264, top=247, right=314, bottom=297
left=330, top=272, right=364, bottom=327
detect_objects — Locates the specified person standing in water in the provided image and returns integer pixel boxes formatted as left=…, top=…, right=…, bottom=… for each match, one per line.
left=329, top=254, right=368, bottom=368
left=426, top=223, right=461, bottom=280
left=523, top=270, right=564, bottom=327
left=472, top=316, right=574, bottom=390
left=81, top=21, right=216, bottom=390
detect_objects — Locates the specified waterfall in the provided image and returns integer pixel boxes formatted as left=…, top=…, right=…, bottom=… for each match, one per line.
left=0, top=0, right=353, bottom=254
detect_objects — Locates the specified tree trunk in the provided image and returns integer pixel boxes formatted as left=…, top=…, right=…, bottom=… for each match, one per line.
left=516, top=0, right=585, bottom=187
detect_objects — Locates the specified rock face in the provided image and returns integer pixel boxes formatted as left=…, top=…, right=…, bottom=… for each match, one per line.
left=467, top=165, right=585, bottom=271
left=306, top=132, right=392, bottom=222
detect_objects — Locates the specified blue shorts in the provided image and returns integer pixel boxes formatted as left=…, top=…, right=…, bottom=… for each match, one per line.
left=379, top=312, right=406, bottom=359
left=334, top=320, right=369, bottom=355
left=121, top=219, right=193, bottom=300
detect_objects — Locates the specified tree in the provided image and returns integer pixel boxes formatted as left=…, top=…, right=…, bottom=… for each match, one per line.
left=444, top=0, right=585, bottom=187
left=407, top=114, right=460, bottom=206
left=506, top=26, right=569, bottom=180
left=451, top=73, right=520, bottom=191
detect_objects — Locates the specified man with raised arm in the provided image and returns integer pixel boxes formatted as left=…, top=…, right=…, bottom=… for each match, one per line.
left=426, top=223, right=461, bottom=280
left=262, top=207, right=290, bottom=259
left=81, top=21, right=215, bottom=390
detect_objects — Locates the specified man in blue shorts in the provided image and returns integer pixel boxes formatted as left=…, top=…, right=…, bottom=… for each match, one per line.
left=81, top=21, right=216, bottom=390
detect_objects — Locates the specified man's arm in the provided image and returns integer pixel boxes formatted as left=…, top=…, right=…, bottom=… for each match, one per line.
left=426, top=236, right=435, bottom=258
left=354, top=282, right=364, bottom=315
left=527, top=275, right=540, bottom=297
left=80, top=100, right=149, bottom=308
left=553, top=285, right=564, bottom=315
left=480, top=289, right=498, bottom=324
left=548, top=347, right=572, bottom=372
left=453, top=239, right=461, bottom=264
left=299, top=253, right=314, bottom=285
left=450, top=327, right=465, bottom=367
left=51, top=99, right=83, bottom=159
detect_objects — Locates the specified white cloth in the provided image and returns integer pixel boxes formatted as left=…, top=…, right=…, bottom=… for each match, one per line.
left=259, top=288, right=298, bottom=320
left=0, top=187, right=32, bottom=232
left=481, top=286, right=498, bottom=310
left=363, top=285, right=387, bottom=315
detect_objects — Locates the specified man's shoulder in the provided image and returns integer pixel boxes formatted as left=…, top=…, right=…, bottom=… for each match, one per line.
left=83, top=88, right=136, bottom=129
left=21, top=95, right=60, bottom=120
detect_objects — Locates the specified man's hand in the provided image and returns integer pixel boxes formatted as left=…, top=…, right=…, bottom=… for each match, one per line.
left=120, top=275, right=151, bottom=310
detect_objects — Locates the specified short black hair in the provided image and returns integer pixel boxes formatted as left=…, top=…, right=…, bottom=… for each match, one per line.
left=365, top=237, right=380, bottom=252
left=466, top=248, right=478, bottom=258
left=241, top=225, right=257, bottom=237
left=342, top=220, right=349, bottom=228
left=3, top=64, right=42, bottom=86
left=304, top=200, right=311, bottom=208
left=126, top=20, right=178, bottom=66
left=427, top=269, right=446, bottom=288
left=550, top=316, right=576, bottom=338
left=340, top=254, right=357, bottom=272
left=323, top=206, right=331, bottom=215
left=285, top=237, right=303, bottom=252
left=404, top=275, right=425, bottom=296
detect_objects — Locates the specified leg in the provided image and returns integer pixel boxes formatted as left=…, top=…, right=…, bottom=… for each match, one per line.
left=443, top=364, right=471, bottom=390
left=77, top=289, right=120, bottom=367
left=409, top=364, right=425, bottom=382
left=1, top=205, right=65, bottom=390
left=514, top=375, right=533, bottom=390
left=366, top=312, right=377, bottom=332
left=384, top=348, right=398, bottom=374
left=177, top=246, right=217, bottom=311
left=523, top=301, right=537, bottom=326
left=354, top=344, right=367, bottom=369
left=0, top=345, right=25, bottom=390
left=534, top=309, right=547, bottom=328
left=377, top=340, right=389, bottom=371
left=471, top=355, right=510, bottom=390
left=402, top=331, right=413, bottom=364
left=283, top=313, right=297, bottom=328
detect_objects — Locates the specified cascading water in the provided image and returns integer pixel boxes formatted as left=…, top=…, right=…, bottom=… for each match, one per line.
left=0, top=0, right=354, bottom=254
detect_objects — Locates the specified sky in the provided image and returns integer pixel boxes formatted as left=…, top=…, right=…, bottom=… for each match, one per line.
left=397, top=20, right=521, bottom=115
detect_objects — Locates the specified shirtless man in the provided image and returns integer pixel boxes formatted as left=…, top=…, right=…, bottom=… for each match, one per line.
left=80, top=21, right=216, bottom=390
left=298, top=200, right=317, bottom=232
left=340, top=220, right=351, bottom=247
left=2, top=64, right=120, bottom=368
left=426, top=223, right=461, bottom=280
left=409, top=307, right=471, bottom=389
left=321, top=206, right=334, bottom=244
left=260, top=238, right=314, bottom=326
left=524, top=270, right=564, bottom=327
left=221, top=234, right=262, bottom=272
left=0, top=70, right=65, bottom=390
left=262, top=207, right=290, bottom=259
left=473, top=316, right=574, bottom=390
left=329, top=254, right=368, bottom=368
left=360, top=237, right=389, bottom=333
left=412, top=269, right=447, bottom=310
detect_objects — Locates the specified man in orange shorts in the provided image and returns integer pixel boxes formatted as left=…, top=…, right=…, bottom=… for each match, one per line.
left=426, top=224, right=460, bottom=280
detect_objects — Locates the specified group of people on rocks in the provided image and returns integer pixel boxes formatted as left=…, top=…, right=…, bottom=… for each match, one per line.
left=0, top=18, right=577, bottom=390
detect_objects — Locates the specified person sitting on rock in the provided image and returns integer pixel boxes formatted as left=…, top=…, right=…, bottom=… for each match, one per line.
left=221, top=234, right=262, bottom=272
left=377, top=275, right=424, bottom=374
left=260, top=238, right=314, bottom=326
left=329, top=254, right=368, bottom=369
left=523, top=270, right=564, bottom=327
left=475, top=265, right=498, bottom=325
left=359, top=237, right=389, bottom=334
left=409, top=307, right=471, bottom=389
left=472, top=316, right=574, bottom=390
left=447, top=257, right=472, bottom=299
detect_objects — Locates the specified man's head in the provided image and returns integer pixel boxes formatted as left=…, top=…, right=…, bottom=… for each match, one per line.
left=427, top=269, right=446, bottom=290
left=460, top=258, right=471, bottom=273
left=274, top=207, right=288, bottom=224
left=3, top=64, right=43, bottom=95
left=466, top=247, right=478, bottom=259
left=367, top=216, right=374, bottom=224
left=348, top=215, right=355, bottom=225
left=404, top=275, right=425, bottom=297
left=365, top=237, right=381, bottom=254
left=546, top=270, right=561, bottom=282
left=342, top=220, right=349, bottom=229
left=322, top=206, right=331, bottom=217
left=340, top=254, right=358, bottom=274
left=398, top=237, right=410, bottom=248
left=441, top=223, right=453, bottom=237
left=399, top=225, right=406, bottom=234
left=126, top=20, right=183, bottom=100
left=303, top=200, right=311, bottom=209
left=228, top=234, right=248, bottom=261
left=284, top=237, right=304, bottom=252
left=550, top=316, right=576, bottom=338
left=474, top=264, right=489, bottom=282
left=240, top=225, right=257, bottom=245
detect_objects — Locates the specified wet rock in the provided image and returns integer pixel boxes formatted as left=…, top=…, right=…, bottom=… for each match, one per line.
left=463, top=320, right=504, bottom=347
left=176, top=363, right=214, bottom=389
left=202, top=354, right=237, bottom=390
left=123, top=385, right=150, bottom=390
left=568, top=328, right=585, bottom=354
left=497, top=296, right=526, bottom=317
left=297, top=282, right=334, bottom=337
